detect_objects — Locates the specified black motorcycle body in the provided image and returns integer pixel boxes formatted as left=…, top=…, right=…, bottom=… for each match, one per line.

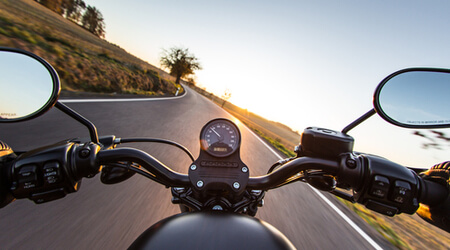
left=129, top=212, right=295, bottom=249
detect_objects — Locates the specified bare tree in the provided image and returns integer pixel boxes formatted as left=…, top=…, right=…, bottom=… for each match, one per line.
left=160, top=47, right=202, bottom=85
left=221, top=89, right=232, bottom=108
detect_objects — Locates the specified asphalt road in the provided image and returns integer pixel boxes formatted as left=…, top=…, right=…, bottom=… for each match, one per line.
left=0, top=87, right=393, bottom=249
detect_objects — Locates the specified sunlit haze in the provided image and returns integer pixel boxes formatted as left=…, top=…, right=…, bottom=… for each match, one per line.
left=87, top=0, right=450, bottom=168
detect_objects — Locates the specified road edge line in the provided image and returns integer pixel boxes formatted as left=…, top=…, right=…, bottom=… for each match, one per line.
left=309, top=186, right=383, bottom=250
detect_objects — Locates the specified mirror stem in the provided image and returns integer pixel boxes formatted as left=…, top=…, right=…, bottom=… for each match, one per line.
left=55, top=101, right=99, bottom=143
left=341, top=109, right=376, bottom=134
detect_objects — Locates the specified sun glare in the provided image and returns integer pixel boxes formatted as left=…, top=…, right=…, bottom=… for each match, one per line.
left=232, top=117, right=241, bottom=126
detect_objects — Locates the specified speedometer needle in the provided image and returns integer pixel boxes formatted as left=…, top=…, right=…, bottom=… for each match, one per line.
left=211, top=127, right=222, bottom=139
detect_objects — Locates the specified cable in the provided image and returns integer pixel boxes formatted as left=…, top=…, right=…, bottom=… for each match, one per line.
left=118, top=138, right=195, bottom=162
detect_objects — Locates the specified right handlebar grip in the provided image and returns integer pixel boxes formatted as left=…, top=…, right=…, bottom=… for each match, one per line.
left=420, top=178, right=449, bottom=206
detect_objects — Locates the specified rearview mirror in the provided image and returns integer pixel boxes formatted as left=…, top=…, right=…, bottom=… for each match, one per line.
left=0, top=47, right=60, bottom=122
left=374, top=68, right=450, bottom=129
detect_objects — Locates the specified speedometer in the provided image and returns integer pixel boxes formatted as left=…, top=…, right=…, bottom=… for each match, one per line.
left=200, top=119, right=241, bottom=157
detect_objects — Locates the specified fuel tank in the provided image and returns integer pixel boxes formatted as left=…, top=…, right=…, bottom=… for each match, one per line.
left=129, top=212, right=295, bottom=249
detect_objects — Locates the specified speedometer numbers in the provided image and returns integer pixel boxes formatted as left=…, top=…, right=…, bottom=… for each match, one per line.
left=200, top=119, right=241, bottom=157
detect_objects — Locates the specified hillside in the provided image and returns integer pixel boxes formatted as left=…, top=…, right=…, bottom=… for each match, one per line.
left=0, top=0, right=179, bottom=96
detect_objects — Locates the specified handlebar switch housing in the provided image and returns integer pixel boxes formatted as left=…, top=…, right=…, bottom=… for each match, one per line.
left=9, top=141, right=100, bottom=204
left=353, top=155, right=420, bottom=216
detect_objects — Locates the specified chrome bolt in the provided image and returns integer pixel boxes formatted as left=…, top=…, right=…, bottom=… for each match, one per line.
left=233, top=182, right=240, bottom=189
left=241, top=166, right=248, bottom=173
left=197, top=180, right=204, bottom=188
left=212, top=205, right=223, bottom=211
left=190, top=164, right=197, bottom=171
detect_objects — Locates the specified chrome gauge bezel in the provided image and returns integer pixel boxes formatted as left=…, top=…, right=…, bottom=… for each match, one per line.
left=200, top=118, right=241, bottom=158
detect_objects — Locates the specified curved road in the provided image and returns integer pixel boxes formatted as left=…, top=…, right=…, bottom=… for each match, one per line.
left=0, top=87, right=392, bottom=249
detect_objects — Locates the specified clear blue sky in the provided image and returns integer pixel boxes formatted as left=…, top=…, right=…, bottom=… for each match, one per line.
left=87, top=0, right=450, bottom=168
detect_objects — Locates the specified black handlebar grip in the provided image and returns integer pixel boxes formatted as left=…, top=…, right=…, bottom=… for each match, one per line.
left=420, top=178, right=449, bottom=206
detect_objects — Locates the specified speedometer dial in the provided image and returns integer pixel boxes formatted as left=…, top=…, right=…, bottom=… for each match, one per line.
left=200, top=119, right=241, bottom=157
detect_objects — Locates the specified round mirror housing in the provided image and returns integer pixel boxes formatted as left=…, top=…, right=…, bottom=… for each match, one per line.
left=0, top=47, right=60, bottom=123
left=374, top=68, right=450, bottom=129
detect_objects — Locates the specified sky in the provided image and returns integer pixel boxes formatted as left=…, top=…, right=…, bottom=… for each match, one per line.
left=0, top=51, right=54, bottom=118
left=86, top=0, right=450, bottom=168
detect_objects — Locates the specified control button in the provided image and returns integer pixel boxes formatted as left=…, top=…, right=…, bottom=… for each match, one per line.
left=365, top=200, right=398, bottom=216
left=31, top=188, right=66, bottom=204
left=42, top=162, right=61, bottom=185
left=18, top=165, right=39, bottom=189
left=370, top=175, right=390, bottom=199
left=391, top=180, right=412, bottom=204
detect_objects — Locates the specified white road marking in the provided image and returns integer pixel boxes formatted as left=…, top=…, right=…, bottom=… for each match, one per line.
left=244, top=127, right=384, bottom=250
left=59, top=89, right=187, bottom=103
left=309, top=187, right=384, bottom=250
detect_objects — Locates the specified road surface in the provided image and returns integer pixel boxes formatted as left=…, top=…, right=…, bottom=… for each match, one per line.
left=0, top=86, right=392, bottom=249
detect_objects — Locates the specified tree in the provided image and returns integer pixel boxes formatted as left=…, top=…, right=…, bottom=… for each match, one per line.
left=81, top=5, right=105, bottom=38
left=62, top=0, right=86, bottom=23
left=160, top=47, right=202, bottom=85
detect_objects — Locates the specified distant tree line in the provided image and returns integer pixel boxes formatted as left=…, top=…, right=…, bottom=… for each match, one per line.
left=35, top=0, right=105, bottom=38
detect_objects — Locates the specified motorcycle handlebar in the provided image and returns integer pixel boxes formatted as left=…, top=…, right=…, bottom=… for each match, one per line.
left=247, top=157, right=340, bottom=189
left=97, top=147, right=449, bottom=208
left=97, top=148, right=190, bottom=187
left=4, top=142, right=448, bottom=215
left=98, top=148, right=341, bottom=190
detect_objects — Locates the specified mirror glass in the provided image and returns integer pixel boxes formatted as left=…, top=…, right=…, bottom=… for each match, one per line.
left=0, top=49, right=59, bottom=122
left=374, top=69, right=450, bottom=128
